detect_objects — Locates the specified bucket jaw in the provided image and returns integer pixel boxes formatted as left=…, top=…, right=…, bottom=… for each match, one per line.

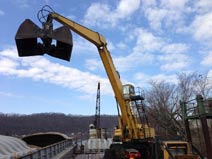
left=15, top=19, right=73, bottom=61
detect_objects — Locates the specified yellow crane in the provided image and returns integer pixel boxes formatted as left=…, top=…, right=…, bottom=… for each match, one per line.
left=15, top=5, right=153, bottom=142
left=15, top=5, right=202, bottom=159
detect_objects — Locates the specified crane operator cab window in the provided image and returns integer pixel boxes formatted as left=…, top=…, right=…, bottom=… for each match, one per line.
left=123, top=84, right=135, bottom=100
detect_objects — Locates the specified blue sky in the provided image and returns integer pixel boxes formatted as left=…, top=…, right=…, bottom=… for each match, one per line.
left=0, top=0, right=212, bottom=115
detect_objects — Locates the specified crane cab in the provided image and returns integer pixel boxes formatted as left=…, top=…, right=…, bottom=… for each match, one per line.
left=123, top=84, right=144, bottom=101
left=123, top=84, right=135, bottom=100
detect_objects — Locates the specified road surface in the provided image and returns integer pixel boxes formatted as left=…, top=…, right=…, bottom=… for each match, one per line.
left=74, top=153, right=104, bottom=159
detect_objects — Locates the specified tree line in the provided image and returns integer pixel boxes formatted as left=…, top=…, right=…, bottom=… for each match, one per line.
left=0, top=113, right=118, bottom=136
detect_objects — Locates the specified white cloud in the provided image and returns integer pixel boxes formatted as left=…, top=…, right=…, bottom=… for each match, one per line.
left=83, top=0, right=141, bottom=27
left=82, top=28, right=158, bottom=72
left=160, top=0, right=189, bottom=10
left=134, top=73, right=152, bottom=87
left=159, top=53, right=189, bottom=71
left=194, top=0, right=212, bottom=13
left=147, top=8, right=184, bottom=31
left=0, top=47, right=112, bottom=96
left=0, top=57, right=17, bottom=69
left=161, top=43, right=189, bottom=54
left=111, top=28, right=161, bottom=71
left=116, top=0, right=140, bottom=17
left=131, top=29, right=190, bottom=72
left=85, top=58, right=101, bottom=71
left=135, top=72, right=178, bottom=86
left=116, top=42, right=127, bottom=50
left=174, top=1, right=212, bottom=40
left=107, top=41, right=115, bottom=51
left=84, top=51, right=153, bottom=73
left=142, top=0, right=188, bottom=31
left=128, top=29, right=190, bottom=72
left=151, top=74, right=178, bottom=84
left=0, top=92, right=13, bottom=97
left=190, top=12, right=212, bottom=43
left=73, top=37, right=97, bottom=55
left=0, top=10, right=5, bottom=16
left=144, top=8, right=168, bottom=31
left=159, top=43, right=189, bottom=71
left=0, top=46, right=19, bottom=59
left=0, top=91, right=23, bottom=98
left=115, top=52, right=153, bottom=71
left=83, top=3, right=113, bottom=27
left=133, top=28, right=164, bottom=52
left=208, top=70, right=212, bottom=78
left=84, top=28, right=189, bottom=73
left=201, top=51, right=212, bottom=66
left=160, top=60, right=188, bottom=71
left=141, top=0, right=157, bottom=7
left=0, top=47, right=20, bottom=74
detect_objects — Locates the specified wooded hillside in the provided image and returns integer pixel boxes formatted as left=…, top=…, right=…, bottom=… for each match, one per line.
left=0, top=113, right=118, bottom=136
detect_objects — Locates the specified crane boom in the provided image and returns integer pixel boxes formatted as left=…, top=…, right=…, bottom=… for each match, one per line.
left=48, top=13, right=106, bottom=48
left=47, top=12, right=139, bottom=139
left=15, top=9, right=154, bottom=140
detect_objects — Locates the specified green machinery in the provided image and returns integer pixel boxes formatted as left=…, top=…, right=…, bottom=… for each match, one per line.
left=181, top=95, right=212, bottom=158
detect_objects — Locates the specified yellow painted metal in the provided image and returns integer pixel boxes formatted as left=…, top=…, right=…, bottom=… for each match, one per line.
left=162, top=141, right=200, bottom=159
left=50, top=13, right=106, bottom=47
left=49, top=12, right=140, bottom=140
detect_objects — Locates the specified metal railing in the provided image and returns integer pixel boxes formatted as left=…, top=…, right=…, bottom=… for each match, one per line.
left=18, top=139, right=74, bottom=159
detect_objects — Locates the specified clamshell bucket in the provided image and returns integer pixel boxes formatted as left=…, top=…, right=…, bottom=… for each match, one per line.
left=15, top=19, right=73, bottom=61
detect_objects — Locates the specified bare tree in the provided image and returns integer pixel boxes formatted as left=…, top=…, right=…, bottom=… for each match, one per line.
left=146, top=81, right=183, bottom=138
left=177, top=72, right=196, bottom=102
left=193, top=73, right=212, bottom=98
left=145, top=72, right=212, bottom=138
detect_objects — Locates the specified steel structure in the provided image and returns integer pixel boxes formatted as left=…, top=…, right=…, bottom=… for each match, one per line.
left=181, top=94, right=212, bottom=159
left=94, top=82, right=101, bottom=129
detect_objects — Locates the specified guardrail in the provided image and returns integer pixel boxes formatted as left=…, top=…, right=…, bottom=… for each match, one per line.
left=18, top=139, right=74, bottom=159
